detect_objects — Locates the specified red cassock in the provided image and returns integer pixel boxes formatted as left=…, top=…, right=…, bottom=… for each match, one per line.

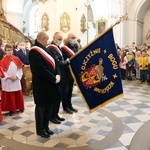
left=0, top=103, right=3, bottom=122
left=1, top=91, right=24, bottom=112
left=0, top=55, right=24, bottom=113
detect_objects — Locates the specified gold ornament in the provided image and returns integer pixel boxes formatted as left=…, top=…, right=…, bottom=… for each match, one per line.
left=60, top=12, right=70, bottom=33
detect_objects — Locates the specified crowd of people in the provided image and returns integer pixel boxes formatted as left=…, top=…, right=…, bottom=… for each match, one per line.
left=1, top=31, right=149, bottom=139
left=0, top=32, right=82, bottom=138
left=118, top=42, right=150, bottom=85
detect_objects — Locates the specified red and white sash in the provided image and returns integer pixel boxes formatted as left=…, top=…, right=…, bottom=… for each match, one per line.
left=61, top=45, right=75, bottom=57
left=30, top=46, right=55, bottom=70
left=47, top=44, right=62, bottom=56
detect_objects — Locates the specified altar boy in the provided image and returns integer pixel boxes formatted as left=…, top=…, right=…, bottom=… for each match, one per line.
left=0, top=44, right=24, bottom=116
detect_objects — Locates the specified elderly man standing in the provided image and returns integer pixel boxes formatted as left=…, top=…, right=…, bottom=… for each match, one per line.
left=29, top=32, right=61, bottom=138
left=61, top=33, right=79, bottom=114
left=47, top=32, right=69, bottom=124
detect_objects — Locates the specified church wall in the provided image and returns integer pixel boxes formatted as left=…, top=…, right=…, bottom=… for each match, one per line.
left=3, top=0, right=24, bottom=32
left=143, top=9, right=150, bottom=45
left=2, top=0, right=150, bottom=47
left=6, top=11, right=23, bottom=32
left=136, top=19, right=144, bottom=46
left=126, top=0, right=150, bottom=46
left=37, top=0, right=87, bottom=46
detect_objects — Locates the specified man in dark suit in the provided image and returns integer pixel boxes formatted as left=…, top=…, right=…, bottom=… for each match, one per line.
left=47, top=32, right=69, bottom=124
left=16, top=42, right=31, bottom=95
left=16, top=42, right=30, bottom=65
left=28, top=32, right=61, bottom=138
left=61, top=33, right=79, bottom=114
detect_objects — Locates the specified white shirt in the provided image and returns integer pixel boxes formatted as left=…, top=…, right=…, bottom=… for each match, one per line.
left=1, top=61, right=23, bottom=92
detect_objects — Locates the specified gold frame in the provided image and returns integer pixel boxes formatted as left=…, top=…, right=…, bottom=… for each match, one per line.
left=60, top=12, right=70, bottom=33
left=80, top=14, right=87, bottom=33
left=41, top=12, right=49, bottom=31
left=0, top=23, right=3, bottom=36
left=96, top=19, right=107, bottom=35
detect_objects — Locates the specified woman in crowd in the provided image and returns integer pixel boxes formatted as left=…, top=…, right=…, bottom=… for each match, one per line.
left=119, top=49, right=128, bottom=80
left=126, top=48, right=135, bottom=80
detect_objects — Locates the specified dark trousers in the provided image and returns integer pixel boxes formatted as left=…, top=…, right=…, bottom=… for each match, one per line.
left=49, top=84, right=61, bottom=120
left=61, top=79, right=74, bottom=110
left=120, top=68, right=126, bottom=79
left=140, top=70, right=148, bottom=81
left=147, top=69, right=150, bottom=83
left=35, top=105, right=52, bottom=133
left=49, top=102, right=60, bottom=119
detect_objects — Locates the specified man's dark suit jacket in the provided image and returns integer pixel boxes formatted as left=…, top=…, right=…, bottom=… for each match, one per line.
left=16, top=49, right=30, bottom=65
left=28, top=40, right=61, bottom=106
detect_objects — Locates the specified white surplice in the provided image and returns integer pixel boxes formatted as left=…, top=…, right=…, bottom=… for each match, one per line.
left=1, top=61, right=23, bottom=92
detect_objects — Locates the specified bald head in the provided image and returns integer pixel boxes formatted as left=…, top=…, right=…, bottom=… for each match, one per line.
left=53, top=32, right=63, bottom=46
left=37, top=32, right=49, bottom=47
left=67, top=33, right=76, bottom=39
left=67, top=33, right=77, bottom=45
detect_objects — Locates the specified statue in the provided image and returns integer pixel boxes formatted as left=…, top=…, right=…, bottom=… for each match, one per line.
left=60, top=12, right=70, bottom=33
left=80, top=14, right=87, bottom=33
left=41, top=13, right=49, bottom=31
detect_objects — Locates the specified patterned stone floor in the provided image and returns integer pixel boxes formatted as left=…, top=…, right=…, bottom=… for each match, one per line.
left=0, top=80, right=150, bottom=150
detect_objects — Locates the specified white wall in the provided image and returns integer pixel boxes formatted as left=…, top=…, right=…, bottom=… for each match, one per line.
left=126, top=0, right=150, bottom=46
left=2, top=0, right=150, bottom=47
left=143, top=9, right=150, bottom=45
left=3, top=0, right=24, bottom=30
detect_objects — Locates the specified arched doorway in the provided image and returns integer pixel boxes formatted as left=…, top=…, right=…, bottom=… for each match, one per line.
left=127, top=0, right=150, bottom=46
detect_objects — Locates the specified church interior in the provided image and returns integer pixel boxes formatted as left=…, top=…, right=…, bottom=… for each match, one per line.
left=0, top=0, right=150, bottom=150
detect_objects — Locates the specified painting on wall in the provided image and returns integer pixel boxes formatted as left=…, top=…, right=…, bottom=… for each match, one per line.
left=96, top=19, right=107, bottom=35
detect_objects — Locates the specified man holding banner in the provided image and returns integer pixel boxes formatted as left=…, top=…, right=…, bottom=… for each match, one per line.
left=61, top=33, right=79, bottom=114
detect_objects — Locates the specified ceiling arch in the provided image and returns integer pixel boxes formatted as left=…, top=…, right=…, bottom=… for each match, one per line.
left=136, top=0, right=150, bottom=22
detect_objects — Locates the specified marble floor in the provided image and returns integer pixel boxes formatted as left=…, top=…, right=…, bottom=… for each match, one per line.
left=0, top=80, right=150, bottom=150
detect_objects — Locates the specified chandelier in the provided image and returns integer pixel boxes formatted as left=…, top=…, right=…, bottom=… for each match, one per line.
left=32, top=0, right=48, bottom=2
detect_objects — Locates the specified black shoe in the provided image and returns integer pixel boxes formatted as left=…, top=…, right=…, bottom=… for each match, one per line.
left=9, top=111, right=14, bottom=116
left=69, top=107, right=78, bottom=112
left=20, top=110, right=24, bottom=113
left=64, top=108, right=73, bottom=114
left=50, top=118, right=61, bottom=124
left=37, top=131, right=50, bottom=138
left=56, top=115, right=65, bottom=121
left=46, top=129, right=54, bottom=135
